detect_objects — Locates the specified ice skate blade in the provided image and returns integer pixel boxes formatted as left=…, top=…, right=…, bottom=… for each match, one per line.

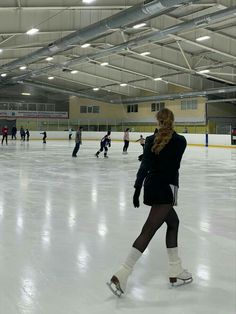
left=170, top=277, right=193, bottom=287
left=106, top=281, right=123, bottom=298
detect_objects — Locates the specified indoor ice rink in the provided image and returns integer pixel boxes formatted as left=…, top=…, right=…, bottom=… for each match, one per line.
left=0, top=139, right=235, bottom=314
left=0, top=0, right=236, bottom=313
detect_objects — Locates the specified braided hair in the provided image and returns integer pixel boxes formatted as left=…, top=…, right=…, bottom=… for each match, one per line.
left=151, top=108, right=174, bottom=154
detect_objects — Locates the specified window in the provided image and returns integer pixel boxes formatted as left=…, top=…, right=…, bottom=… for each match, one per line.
left=28, top=103, right=37, bottom=111
left=37, top=103, right=45, bottom=111
left=93, top=106, right=100, bottom=113
left=87, top=106, right=93, bottom=113
left=127, top=104, right=138, bottom=113
left=0, top=103, right=8, bottom=110
left=181, top=99, right=198, bottom=110
left=80, top=106, right=87, bottom=113
left=18, top=103, right=27, bottom=110
left=80, top=105, right=100, bottom=113
left=151, top=102, right=165, bottom=112
left=46, top=104, right=55, bottom=111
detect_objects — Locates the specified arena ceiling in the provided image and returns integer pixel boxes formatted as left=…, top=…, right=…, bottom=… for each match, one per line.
left=0, top=0, right=235, bottom=103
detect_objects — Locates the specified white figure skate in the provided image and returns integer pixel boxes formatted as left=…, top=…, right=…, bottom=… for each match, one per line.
left=169, top=260, right=193, bottom=286
left=107, top=266, right=131, bottom=297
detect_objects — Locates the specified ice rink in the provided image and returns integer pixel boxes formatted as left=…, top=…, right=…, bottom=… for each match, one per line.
left=0, top=139, right=235, bottom=314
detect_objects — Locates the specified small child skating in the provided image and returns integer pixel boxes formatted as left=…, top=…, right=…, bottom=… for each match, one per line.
left=25, top=129, right=30, bottom=142
left=136, top=134, right=145, bottom=151
left=95, top=131, right=111, bottom=158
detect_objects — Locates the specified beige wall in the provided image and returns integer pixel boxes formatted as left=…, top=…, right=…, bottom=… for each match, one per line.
left=166, top=97, right=206, bottom=123
left=70, top=97, right=205, bottom=123
left=70, top=97, right=123, bottom=120
left=69, top=96, right=207, bottom=124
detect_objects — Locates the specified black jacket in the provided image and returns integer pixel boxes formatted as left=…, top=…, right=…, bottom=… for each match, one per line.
left=134, top=132, right=187, bottom=189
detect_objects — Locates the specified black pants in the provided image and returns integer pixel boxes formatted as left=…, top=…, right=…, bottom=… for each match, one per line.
left=43, top=136, right=46, bottom=143
left=72, top=142, right=80, bottom=156
left=123, top=140, right=129, bottom=152
left=1, top=134, right=8, bottom=145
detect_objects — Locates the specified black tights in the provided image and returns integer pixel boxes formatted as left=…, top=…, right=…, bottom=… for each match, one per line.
left=132, top=205, right=179, bottom=253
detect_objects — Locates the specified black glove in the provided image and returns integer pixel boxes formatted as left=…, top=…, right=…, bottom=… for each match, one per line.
left=138, top=154, right=143, bottom=162
left=133, top=188, right=141, bottom=208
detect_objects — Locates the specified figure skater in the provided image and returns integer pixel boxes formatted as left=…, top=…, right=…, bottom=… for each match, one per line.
left=107, top=108, right=192, bottom=297
left=95, top=131, right=111, bottom=158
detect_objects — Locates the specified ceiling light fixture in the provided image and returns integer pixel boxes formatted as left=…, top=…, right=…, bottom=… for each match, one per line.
left=0, top=49, right=3, bottom=53
left=81, top=43, right=91, bottom=48
left=26, top=28, right=39, bottom=35
left=120, top=83, right=128, bottom=87
left=133, top=23, right=146, bottom=29
left=153, top=77, right=162, bottom=81
left=82, top=0, right=95, bottom=3
left=196, top=35, right=210, bottom=42
left=198, top=69, right=210, bottom=74
left=1, top=73, right=7, bottom=77
left=48, top=76, right=54, bottom=80
left=93, top=87, right=99, bottom=91
left=100, top=62, right=109, bottom=66
left=21, top=92, right=31, bottom=96
left=140, top=52, right=150, bottom=56
left=46, top=57, right=54, bottom=61
left=20, top=66, right=27, bottom=70
left=71, top=70, right=78, bottom=74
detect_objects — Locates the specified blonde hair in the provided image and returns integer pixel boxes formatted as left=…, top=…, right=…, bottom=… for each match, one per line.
left=151, top=108, right=174, bottom=154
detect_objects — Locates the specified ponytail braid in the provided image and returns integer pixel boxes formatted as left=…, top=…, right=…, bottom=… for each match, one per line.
left=151, top=108, right=174, bottom=154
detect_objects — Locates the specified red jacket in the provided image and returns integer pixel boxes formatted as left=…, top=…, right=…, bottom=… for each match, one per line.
left=2, top=127, right=8, bottom=135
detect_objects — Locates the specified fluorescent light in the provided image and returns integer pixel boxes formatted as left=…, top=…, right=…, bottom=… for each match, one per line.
left=93, top=87, right=99, bottom=91
left=153, top=77, right=162, bottom=81
left=26, top=28, right=39, bottom=35
left=196, top=35, right=210, bottom=42
left=100, top=62, right=109, bottom=66
left=140, top=51, right=150, bottom=56
left=133, top=23, right=146, bottom=29
left=198, top=69, right=210, bottom=74
left=120, top=83, right=127, bottom=87
left=21, top=92, right=31, bottom=96
left=81, top=43, right=91, bottom=48
left=71, top=70, right=78, bottom=74
left=48, top=76, right=54, bottom=80
left=0, top=49, right=2, bottom=53
left=82, top=0, right=95, bottom=3
left=46, top=57, right=54, bottom=61
left=1, top=73, right=7, bottom=77
left=19, top=66, right=27, bottom=70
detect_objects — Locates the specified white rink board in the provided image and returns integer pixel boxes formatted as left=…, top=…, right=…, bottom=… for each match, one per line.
left=23, top=131, right=233, bottom=147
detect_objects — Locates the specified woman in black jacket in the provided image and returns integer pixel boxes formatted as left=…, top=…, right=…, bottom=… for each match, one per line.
left=107, top=108, right=192, bottom=297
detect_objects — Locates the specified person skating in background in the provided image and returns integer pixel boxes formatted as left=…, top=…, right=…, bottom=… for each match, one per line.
left=40, top=131, right=47, bottom=144
left=11, top=126, right=17, bottom=140
left=95, top=131, right=111, bottom=158
left=72, top=126, right=83, bottom=157
left=20, top=126, right=25, bottom=141
left=107, top=108, right=192, bottom=297
left=69, top=128, right=73, bottom=140
left=136, top=134, right=145, bottom=151
left=25, top=129, right=30, bottom=141
left=122, top=128, right=130, bottom=154
left=1, top=125, right=8, bottom=145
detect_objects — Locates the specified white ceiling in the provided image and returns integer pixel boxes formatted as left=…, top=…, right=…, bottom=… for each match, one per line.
left=0, top=0, right=235, bottom=102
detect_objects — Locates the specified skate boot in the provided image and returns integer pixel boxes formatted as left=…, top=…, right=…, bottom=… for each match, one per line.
left=104, top=153, right=108, bottom=158
left=107, top=265, right=131, bottom=297
left=167, top=247, right=192, bottom=286
left=95, top=152, right=99, bottom=158
left=168, top=260, right=193, bottom=286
